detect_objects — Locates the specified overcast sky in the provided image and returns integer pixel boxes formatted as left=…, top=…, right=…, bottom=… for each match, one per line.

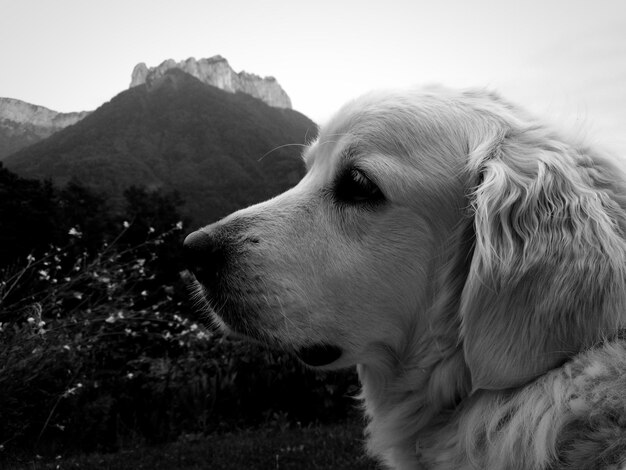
left=1, top=0, right=625, bottom=152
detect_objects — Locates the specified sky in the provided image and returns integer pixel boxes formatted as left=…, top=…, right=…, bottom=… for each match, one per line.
left=1, top=0, right=626, bottom=153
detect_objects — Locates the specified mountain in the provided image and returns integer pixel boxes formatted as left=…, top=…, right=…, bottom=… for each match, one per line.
left=4, top=69, right=316, bottom=226
left=0, top=98, right=89, bottom=159
left=0, top=56, right=289, bottom=161
left=130, top=55, right=292, bottom=109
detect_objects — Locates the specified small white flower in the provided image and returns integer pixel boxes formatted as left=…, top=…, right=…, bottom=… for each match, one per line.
left=117, top=311, right=125, bottom=319
left=175, top=221, right=183, bottom=230
left=126, top=372, right=134, bottom=379
left=105, top=315, right=115, bottom=323
left=141, top=290, right=148, bottom=297
left=62, top=384, right=82, bottom=398
left=148, top=226, right=155, bottom=234
left=123, top=220, right=130, bottom=228
left=63, top=345, right=71, bottom=351
left=68, top=227, right=82, bottom=238
left=27, top=317, right=35, bottom=324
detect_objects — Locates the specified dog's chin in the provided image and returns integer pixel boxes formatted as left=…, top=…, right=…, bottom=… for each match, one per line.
left=222, top=325, right=345, bottom=368
left=213, top=315, right=345, bottom=368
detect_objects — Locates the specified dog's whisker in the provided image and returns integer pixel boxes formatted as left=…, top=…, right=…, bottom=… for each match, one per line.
left=273, top=291, right=299, bottom=338
left=316, top=139, right=340, bottom=148
left=258, top=143, right=308, bottom=162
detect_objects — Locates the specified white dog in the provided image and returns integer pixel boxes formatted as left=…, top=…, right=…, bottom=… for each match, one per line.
left=185, top=88, right=626, bottom=469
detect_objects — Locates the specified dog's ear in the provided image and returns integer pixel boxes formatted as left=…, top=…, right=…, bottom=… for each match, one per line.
left=461, top=128, right=626, bottom=391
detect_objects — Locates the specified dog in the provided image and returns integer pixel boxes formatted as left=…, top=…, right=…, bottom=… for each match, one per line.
left=184, top=87, right=626, bottom=469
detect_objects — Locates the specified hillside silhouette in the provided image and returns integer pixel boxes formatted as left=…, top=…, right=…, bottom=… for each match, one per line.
left=5, top=69, right=316, bottom=226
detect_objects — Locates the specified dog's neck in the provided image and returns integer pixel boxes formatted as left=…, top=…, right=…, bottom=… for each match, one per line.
left=356, top=226, right=474, bottom=469
left=359, top=335, right=626, bottom=470
left=358, top=340, right=469, bottom=469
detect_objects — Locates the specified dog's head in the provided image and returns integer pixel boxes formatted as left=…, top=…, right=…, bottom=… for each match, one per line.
left=185, top=88, right=626, bottom=391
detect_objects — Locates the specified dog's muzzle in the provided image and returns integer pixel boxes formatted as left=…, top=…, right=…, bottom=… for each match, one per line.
left=183, top=228, right=344, bottom=368
left=183, top=229, right=225, bottom=288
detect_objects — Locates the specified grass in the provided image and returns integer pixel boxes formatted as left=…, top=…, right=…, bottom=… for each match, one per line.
left=1, top=421, right=381, bottom=470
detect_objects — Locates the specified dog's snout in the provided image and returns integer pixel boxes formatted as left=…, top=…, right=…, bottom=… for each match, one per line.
left=183, top=229, right=225, bottom=283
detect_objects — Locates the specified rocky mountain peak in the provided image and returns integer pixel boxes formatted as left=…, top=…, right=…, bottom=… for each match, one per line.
left=0, top=98, right=91, bottom=159
left=0, top=98, right=89, bottom=128
left=129, top=55, right=292, bottom=109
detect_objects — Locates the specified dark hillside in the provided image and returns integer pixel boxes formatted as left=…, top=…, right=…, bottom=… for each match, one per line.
left=5, top=70, right=316, bottom=226
left=0, top=120, right=49, bottom=160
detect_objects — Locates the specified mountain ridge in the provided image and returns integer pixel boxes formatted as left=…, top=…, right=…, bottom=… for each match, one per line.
left=130, top=55, right=292, bottom=109
left=0, top=98, right=90, bottom=159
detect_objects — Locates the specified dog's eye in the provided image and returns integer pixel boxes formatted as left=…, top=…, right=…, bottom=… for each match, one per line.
left=336, top=168, right=384, bottom=204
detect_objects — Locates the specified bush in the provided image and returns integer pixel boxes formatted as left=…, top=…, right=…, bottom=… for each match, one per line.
left=0, top=221, right=190, bottom=454
left=0, top=223, right=359, bottom=459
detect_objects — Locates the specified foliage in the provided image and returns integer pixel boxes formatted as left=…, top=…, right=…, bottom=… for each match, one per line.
left=0, top=220, right=189, bottom=452
left=1, top=422, right=378, bottom=470
left=0, top=164, right=62, bottom=266
left=0, top=229, right=360, bottom=457
left=0, top=163, right=187, bottom=271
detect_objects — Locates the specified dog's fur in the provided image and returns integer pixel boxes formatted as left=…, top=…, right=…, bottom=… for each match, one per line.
left=186, top=88, right=626, bottom=469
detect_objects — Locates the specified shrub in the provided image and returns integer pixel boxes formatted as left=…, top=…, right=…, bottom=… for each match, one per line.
left=0, top=223, right=359, bottom=458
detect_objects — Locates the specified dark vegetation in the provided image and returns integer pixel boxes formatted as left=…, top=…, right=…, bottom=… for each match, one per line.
left=3, top=422, right=377, bottom=470
left=0, top=120, right=52, bottom=160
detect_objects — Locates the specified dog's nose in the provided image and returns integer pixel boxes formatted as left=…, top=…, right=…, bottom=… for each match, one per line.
left=183, top=229, right=225, bottom=283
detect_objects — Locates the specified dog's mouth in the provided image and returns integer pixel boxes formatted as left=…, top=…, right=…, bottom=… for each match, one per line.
left=189, top=276, right=344, bottom=368
left=295, top=344, right=343, bottom=367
